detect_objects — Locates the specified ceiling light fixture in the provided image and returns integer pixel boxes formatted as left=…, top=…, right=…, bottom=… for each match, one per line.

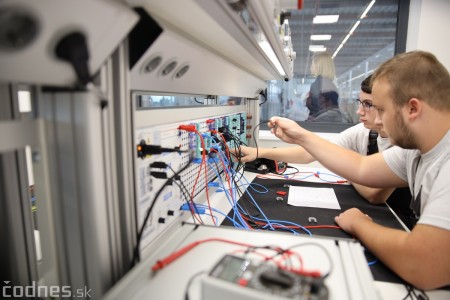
left=313, top=15, right=339, bottom=24
left=361, top=0, right=376, bottom=19
left=258, top=40, right=286, bottom=76
left=332, top=0, right=376, bottom=59
left=310, top=35, right=332, bottom=41
left=309, top=45, right=326, bottom=52
left=348, top=20, right=361, bottom=35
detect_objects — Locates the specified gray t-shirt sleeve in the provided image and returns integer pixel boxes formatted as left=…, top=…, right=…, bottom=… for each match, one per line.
left=382, top=146, right=408, bottom=181
left=335, top=123, right=366, bottom=154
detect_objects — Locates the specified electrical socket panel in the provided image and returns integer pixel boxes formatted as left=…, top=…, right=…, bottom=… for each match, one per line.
left=135, top=112, right=247, bottom=251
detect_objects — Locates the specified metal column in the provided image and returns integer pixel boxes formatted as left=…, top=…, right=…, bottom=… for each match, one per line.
left=0, top=83, right=39, bottom=289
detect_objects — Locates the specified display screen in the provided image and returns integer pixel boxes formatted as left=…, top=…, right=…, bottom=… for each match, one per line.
left=210, top=255, right=247, bottom=283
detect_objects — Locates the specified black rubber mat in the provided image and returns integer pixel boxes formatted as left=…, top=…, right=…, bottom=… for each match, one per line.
left=220, top=177, right=406, bottom=284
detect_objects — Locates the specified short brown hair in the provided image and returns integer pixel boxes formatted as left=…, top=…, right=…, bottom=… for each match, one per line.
left=371, top=51, right=450, bottom=110
left=361, top=75, right=372, bottom=94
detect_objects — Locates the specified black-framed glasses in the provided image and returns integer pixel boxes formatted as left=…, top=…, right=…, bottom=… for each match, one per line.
left=355, top=99, right=373, bottom=111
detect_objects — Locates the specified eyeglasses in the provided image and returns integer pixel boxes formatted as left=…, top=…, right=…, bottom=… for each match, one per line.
left=355, top=99, right=373, bottom=111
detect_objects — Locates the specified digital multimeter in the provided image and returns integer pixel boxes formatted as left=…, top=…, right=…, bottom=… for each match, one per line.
left=201, top=255, right=328, bottom=300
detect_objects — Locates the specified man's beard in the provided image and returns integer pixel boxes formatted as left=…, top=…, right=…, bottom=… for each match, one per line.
left=391, top=112, right=417, bottom=149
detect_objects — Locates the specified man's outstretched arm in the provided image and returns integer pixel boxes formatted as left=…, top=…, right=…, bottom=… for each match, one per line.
left=234, top=145, right=315, bottom=164
left=268, top=116, right=406, bottom=188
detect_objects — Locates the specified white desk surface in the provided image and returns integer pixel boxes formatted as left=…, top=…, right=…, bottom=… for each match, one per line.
left=106, top=224, right=377, bottom=300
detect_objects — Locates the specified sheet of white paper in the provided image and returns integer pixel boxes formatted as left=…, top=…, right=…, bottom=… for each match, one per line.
left=287, top=186, right=341, bottom=210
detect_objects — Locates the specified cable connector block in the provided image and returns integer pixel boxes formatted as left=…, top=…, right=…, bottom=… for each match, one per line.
left=150, top=161, right=168, bottom=169
left=150, top=171, right=168, bottom=179
left=192, top=158, right=203, bottom=164
left=208, top=182, right=220, bottom=188
left=178, top=125, right=197, bottom=132
left=180, top=203, right=191, bottom=211
left=180, top=203, right=205, bottom=214
left=137, top=140, right=185, bottom=159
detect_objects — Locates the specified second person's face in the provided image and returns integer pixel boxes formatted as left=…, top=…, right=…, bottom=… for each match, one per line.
left=357, top=91, right=376, bottom=127
left=357, top=90, right=387, bottom=136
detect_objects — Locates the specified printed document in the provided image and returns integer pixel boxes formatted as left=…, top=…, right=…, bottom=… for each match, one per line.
left=287, top=186, right=341, bottom=210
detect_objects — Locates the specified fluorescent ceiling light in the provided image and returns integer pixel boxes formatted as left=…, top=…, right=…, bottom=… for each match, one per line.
left=310, top=35, right=332, bottom=41
left=341, top=34, right=351, bottom=45
left=349, top=20, right=361, bottom=35
left=258, top=40, right=286, bottom=76
left=313, top=15, right=339, bottom=24
left=361, top=0, right=376, bottom=19
left=333, top=1, right=375, bottom=59
left=332, top=44, right=343, bottom=58
left=309, top=45, right=326, bottom=52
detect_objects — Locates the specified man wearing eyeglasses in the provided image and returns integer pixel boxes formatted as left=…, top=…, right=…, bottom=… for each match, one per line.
left=268, top=51, right=450, bottom=289
left=345, top=76, right=416, bottom=229
left=235, top=75, right=416, bottom=228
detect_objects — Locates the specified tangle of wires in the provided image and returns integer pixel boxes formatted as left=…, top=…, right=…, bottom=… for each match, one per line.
left=220, top=121, right=310, bottom=233
left=132, top=121, right=342, bottom=270
left=130, top=158, right=193, bottom=269
left=207, top=154, right=268, bottom=230
left=203, top=122, right=345, bottom=235
left=216, top=125, right=246, bottom=176
left=255, top=170, right=347, bottom=184
left=169, top=164, right=206, bottom=225
left=203, top=134, right=322, bottom=235
left=193, top=130, right=278, bottom=232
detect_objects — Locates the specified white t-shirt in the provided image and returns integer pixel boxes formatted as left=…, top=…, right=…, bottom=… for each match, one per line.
left=336, top=123, right=391, bottom=155
left=383, top=130, right=450, bottom=230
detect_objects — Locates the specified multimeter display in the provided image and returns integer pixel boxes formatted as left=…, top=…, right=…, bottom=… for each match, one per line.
left=208, top=255, right=328, bottom=300
left=210, top=255, right=249, bottom=282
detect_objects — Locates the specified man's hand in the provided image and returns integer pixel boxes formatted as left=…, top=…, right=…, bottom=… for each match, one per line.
left=334, top=208, right=373, bottom=234
left=268, top=116, right=309, bottom=144
left=230, top=145, right=257, bottom=163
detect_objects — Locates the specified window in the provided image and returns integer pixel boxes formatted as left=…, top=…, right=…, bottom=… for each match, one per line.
left=135, top=94, right=245, bottom=108
left=260, top=0, right=408, bottom=132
